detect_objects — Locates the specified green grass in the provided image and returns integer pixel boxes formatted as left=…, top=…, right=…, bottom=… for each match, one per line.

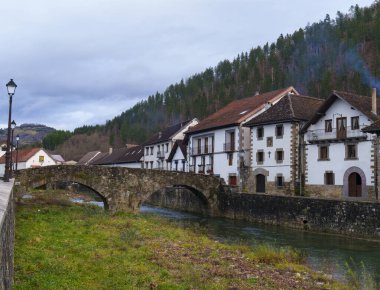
left=14, top=202, right=347, bottom=289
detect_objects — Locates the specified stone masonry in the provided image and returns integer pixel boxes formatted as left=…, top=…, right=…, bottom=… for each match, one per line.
left=14, top=165, right=224, bottom=214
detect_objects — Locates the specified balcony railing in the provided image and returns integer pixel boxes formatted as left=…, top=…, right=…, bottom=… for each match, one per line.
left=191, top=145, right=214, bottom=156
left=224, top=142, right=235, bottom=152
left=206, top=164, right=213, bottom=174
left=157, top=151, right=165, bottom=159
left=189, top=165, right=195, bottom=173
left=306, top=126, right=368, bottom=142
left=198, top=164, right=205, bottom=173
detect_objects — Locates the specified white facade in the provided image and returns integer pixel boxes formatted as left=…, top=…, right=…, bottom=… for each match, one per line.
left=251, top=122, right=293, bottom=185
left=305, top=98, right=374, bottom=195
left=105, top=162, right=142, bottom=169
left=189, top=126, right=241, bottom=185
left=0, top=149, right=56, bottom=175
left=170, top=146, right=187, bottom=171
left=143, top=119, right=198, bottom=170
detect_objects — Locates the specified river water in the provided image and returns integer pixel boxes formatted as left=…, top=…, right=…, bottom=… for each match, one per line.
left=140, top=205, right=380, bottom=286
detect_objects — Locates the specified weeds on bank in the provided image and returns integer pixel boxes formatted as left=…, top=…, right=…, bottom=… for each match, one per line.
left=15, top=203, right=346, bottom=289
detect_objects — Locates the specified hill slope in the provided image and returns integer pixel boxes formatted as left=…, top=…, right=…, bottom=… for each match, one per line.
left=58, top=1, right=380, bottom=160
left=0, top=124, right=55, bottom=147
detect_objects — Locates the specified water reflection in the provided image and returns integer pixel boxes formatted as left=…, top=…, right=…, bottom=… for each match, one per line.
left=140, top=205, right=380, bottom=285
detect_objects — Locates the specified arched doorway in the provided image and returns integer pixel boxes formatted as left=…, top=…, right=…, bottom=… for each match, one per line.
left=348, top=173, right=362, bottom=197
left=343, top=167, right=367, bottom=199
left=256, top=174, right=266, bottom=193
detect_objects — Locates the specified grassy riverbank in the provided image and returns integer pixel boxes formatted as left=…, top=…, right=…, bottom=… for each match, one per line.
left=15, top=200, right=346, bottom=289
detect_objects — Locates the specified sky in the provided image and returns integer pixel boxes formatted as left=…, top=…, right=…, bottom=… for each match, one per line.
left=0, top=0, right=375, bottom=130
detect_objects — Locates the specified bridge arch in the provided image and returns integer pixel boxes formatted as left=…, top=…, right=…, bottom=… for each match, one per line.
left=14, top=165, right=223, bottom=214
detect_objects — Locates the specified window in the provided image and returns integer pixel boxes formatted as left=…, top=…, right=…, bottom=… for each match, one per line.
left=150, top=147, right=153, bottom=155
left=275, top=124, right=284, bottom=138
left=319, top=145, right=329, bottom=161
left=276, top=175, right=284, bottom=188
left=267, top=137, right=273, bottom=147
left=145, top=148, right=149, bottom=155
left=205, top=137, right=209, bottom=153
left=145, top=162, right=148, bottom=168
left=256, top=151, right=264, bottom=164
left=257, top=127, right=264, bottom=139
left=325, top=172, right=335, bottom=185
left=197, top=139, right=201, bottom=154
left=166, top=143, right=169, bottom=153
left=275, top=150, right=284, bottom=163
left=325, top=120, right=332, bottom=132
left=228, top=153, right=233, bottom=166
left=351, top=116, right=359, bottom=130
left=346, top=143, right=357, bottom=159
left=150, top=161, right=153, bottom=169
left=39, top=156, right=44, bottom=163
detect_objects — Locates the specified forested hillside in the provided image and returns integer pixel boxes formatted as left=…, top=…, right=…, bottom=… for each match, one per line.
left=54, top=1, right=380, bottom=160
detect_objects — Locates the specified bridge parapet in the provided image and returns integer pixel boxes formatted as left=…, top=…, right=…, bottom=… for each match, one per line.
left=14, top=165, right=224, bottom=214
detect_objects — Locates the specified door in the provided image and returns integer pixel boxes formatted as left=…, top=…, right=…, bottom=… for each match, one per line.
left=256, top=174, right=266, bottom=193
left=336, top=117, right=347, bottom=139
left=228, top=175, right=237, bottom=186
left=348, top=172, right=362, bottom=197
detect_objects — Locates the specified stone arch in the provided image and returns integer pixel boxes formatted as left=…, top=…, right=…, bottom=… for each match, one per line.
left=26, top=177, right=109, bottom=210
left=343, top=166, right=368, bottom=199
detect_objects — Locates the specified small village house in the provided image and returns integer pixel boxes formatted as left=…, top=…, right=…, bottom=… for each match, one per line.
left=143, top=119, right=198, bottom=170
left=186, top=87, right=298, bottom=187
left=166, top=139, right=188, bottom=171
left=301, top=89, right=380, bottom=200
left=0, top=147, right=56, bottom=175
left=244, top=94, right=323, bottom=194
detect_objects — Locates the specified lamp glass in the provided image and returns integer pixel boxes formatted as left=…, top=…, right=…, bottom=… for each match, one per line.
left=11, top=120, right=16, bottom=129
left=6, top=79, right=17, bottom=95
left=16, top=135, right=20, bottom=141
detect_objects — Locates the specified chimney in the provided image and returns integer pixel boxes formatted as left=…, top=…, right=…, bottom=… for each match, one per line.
left=372, top=88, right=377, bottom=115
left=109, top=147, right=113, bottom=154
left=158, top=131, right=162, bottom=139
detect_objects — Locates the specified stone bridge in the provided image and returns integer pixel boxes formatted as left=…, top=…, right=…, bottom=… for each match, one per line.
left=14, top=165, right=224, bottom=214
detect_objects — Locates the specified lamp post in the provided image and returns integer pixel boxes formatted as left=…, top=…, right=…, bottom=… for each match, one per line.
left=10, top=120, right=16, bottom=176
left=15, top=135, right=19, bottom=171
left=4, top=79, right=17, bottom=182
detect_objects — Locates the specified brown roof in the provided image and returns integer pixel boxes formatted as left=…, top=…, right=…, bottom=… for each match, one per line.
left=144, top=119, right=194, bottom=146
left=0, top=147, right=42, bottom=164
left=302, top=90, right=380, bottom=132
left=167, top=140, right=187, bottom=162
left=362, top=119, right=380, bottom=133
left=245, top=94, right=323, bottom=126
left=92, top=146, right=143, bottom=165
left=77, top=151, right=101, bottom=165
left=187, top=87, right=297, bottom=134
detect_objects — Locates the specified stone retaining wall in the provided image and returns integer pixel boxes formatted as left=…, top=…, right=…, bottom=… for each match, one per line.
left=217, top=189, right=380, bottom=240
left=0, top=180, right=15, bottom=290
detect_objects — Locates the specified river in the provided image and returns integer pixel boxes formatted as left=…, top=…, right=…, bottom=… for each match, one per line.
left=140, top=204, right=380, bottom=286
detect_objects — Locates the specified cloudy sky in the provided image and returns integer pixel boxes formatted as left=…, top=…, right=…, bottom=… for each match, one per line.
left=0, top=0, right=374, bottom=130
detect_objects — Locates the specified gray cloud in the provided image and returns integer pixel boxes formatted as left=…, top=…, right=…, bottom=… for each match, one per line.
left=0, top=0, right=374, bottom=130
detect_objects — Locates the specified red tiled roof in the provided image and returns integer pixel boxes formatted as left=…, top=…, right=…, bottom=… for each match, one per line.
left=187, top=87, right=297, bottom=134
left=245, top=94, right=323, bottom=126
left=0, top=147, right=41, bottom=164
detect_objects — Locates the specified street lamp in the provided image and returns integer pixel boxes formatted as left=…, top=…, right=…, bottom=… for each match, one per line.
left=4, top=79, right=17, bottom=182
left=15, top=135, right=19, bottom=171
left=10, top=120, right=16, bottom=175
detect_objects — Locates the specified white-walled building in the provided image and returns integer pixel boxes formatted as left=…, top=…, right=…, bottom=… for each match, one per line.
left=301, top=90, right=379, bottom=200
left=186, top=87, right=298, bottom=186
left=0, top=148, right=57, bottom=175
left=244, top=94, right=323, bottom=194
left=167, top=140, right=188, bottom=171
left=92, top=146, right=143, bottom=168
left=143, top=119, right=198, bottom=170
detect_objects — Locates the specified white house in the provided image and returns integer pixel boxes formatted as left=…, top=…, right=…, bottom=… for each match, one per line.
left=244, top=94, right=323, bottom=194
left=0, top=147, right=57, bottom=175
left=166, top=140, right=188, bottom=171
left=143, top=119, right=198, bottom=170
left=186, top=87, right=298, bottom=186
left=92, top=145, right=143, bottom=168
left=301, top=90, right=379, bottom=200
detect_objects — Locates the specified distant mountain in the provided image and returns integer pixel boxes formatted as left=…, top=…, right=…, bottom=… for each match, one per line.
left=58, top=1, right=380, bottom=160
left=0, top=124, right=56, bottom=147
